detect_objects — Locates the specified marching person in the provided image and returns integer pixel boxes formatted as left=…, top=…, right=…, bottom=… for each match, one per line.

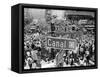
left=31, top=49, right=38, bottom=68
left=24, top=51, right=33, bottom=69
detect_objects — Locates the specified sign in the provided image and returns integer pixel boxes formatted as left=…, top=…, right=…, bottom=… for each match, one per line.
left=46, top=36, right=77, bottom=50
left=51, top=23, right=72, bottom=33
left=50, top=19, right=77, bottom=34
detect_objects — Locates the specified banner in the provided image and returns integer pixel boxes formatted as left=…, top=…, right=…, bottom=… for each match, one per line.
left=56, top=50, right=65, bottom=66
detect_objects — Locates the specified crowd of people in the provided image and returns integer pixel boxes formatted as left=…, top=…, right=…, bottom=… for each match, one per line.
left=24, top=10, right=95, bottom=69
